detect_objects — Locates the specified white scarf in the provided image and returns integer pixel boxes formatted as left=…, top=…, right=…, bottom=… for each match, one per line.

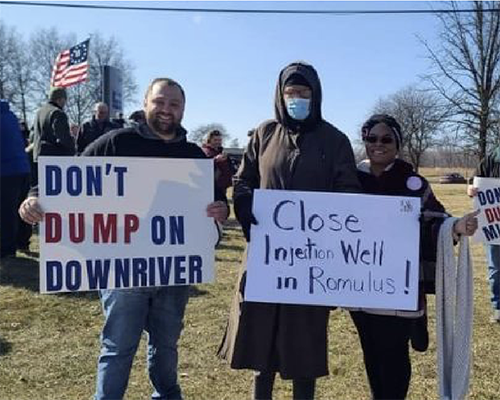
left=436, top=217, right=473, bottom=400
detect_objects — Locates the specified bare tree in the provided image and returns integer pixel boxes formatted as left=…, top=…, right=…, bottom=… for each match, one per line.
left=0, top=21, right=19, bottom=102
left=28, top=27, right=75, bottom=108
left=24, top=28, right=137, bottom=125
left=10, top=33, right=35, bottom=123
left=189, top=123, right=230, bottom=145
left=422, top=1, right=500, bottom=160
left=0, top=21, right=33, bottom=121
left=64, top=32, right=138, bottom=125
left=374, top=85, right=446, bottom=172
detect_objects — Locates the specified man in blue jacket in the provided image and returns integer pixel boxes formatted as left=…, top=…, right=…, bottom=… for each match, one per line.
left=0, top=100, right=30, bottom=258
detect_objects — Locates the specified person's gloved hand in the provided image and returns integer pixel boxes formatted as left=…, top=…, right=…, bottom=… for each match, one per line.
left=234, top=195, right=258, bottom=242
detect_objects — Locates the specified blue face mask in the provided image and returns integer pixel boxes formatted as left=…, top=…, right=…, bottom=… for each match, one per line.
left=285, top=98, right=311, bottom=121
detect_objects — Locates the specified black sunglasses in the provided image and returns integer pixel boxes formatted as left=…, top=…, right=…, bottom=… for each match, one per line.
left=364, top=136, right=395, bottom=145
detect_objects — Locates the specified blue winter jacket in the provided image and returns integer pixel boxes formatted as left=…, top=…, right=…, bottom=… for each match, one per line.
left=1, top=100, right=30, bottom=176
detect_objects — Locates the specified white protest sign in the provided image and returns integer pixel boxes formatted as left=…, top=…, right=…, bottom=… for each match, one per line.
left=38, top=156, right=216, bottom=294
left=472, top=177, right=500, bottom=244
left=245, top=189, right=421, bottom=310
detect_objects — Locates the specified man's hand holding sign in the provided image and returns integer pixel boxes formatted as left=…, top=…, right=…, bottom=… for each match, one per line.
left=470, top=177, right=500, bottom=244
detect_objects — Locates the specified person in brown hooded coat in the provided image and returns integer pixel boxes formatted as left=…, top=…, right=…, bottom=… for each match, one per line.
left=218, top=61, right=360, bottom=399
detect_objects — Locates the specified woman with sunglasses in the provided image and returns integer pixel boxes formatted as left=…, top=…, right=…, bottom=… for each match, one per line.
left=350, top=114, right=478, bottom=400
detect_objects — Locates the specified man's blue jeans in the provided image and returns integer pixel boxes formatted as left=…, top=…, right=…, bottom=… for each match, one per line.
left=486, top=244, right=500, bottom=310
left=94, top=286, right=189, bottom=400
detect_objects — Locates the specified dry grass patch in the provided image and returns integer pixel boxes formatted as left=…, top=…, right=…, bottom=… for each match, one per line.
left=1, top=179, right=499, bottom=399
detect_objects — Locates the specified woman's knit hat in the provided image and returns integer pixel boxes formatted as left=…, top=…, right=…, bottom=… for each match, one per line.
left=361, top=114, right=403, bottom=149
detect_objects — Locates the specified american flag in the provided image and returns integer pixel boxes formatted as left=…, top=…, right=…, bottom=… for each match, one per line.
left=50, top=39, right=90, bottom=88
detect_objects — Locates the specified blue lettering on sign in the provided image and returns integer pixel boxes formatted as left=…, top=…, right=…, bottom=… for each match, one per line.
left=86, top=166, right=103, bottom=196
left=151, top=216, right=166, bottom=245
left=46, top=260, right=63, bottom=291
left=174, top=256, right=186, bottom=284
left=86, top=259, right=111, bottom=289
left=45, top=166, right=62, bottom=196
left=45, top=164, right=127, bottom=197
left=158, top=257, right=172, bottom=285
left=46, top=260, right=82, bottom=291
left=132, top=258, right=148, bottom=287
left=65, top=260, right=82, bottom=291
left=113, top=167, right=127, bottom=196
left=66, top=166, right=83, bottom=196
left=115, top=258, right=130, bottom=288
left=189, top=255, right=203, bottom=283
left=151, top=216, right=186, bottom=245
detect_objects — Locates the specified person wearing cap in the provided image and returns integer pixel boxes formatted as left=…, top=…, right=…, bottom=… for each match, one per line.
left=350, top=114, right=478, bottom=400
left=218, top=61, right=360, bottom=399
left=31, top=87, right=75, bottom=185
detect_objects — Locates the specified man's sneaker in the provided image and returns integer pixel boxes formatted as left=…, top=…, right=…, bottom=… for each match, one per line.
left=490, top=309, right=500, bottom=323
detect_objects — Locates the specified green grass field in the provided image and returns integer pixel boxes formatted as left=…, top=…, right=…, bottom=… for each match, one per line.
left=1, top=181, right=499, bottom=400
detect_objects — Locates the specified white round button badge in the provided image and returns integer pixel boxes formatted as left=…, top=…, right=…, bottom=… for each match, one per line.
left=406, top=176, right=423, bottom=191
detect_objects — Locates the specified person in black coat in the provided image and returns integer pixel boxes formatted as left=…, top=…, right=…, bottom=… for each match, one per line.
left=76, top=102, right=118, bottom=153
left=31, top=87, right=75, bottom=177
left=350, top=114, right=478, bottom=400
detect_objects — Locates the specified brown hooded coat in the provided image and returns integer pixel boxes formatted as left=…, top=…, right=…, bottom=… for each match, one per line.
left=218, top=62, right=360, bottom=379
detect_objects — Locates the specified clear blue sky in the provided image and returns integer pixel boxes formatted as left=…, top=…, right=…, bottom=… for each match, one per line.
left=1, top=1, right=444, bottom=145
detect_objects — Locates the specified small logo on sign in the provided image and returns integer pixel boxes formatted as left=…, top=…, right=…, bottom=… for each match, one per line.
left=400, top=200, right=414, bottom=213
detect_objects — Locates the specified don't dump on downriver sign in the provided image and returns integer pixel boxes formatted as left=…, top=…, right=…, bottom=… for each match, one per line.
left=38, top=157, right=216, bottom=294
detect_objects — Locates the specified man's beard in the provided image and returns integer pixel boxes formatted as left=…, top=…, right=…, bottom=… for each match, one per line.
left=149, top=114, right=179, bottom=137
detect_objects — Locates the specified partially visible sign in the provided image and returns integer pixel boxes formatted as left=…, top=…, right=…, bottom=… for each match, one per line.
left=472, top=177, right=500, bottom=244
left=102, top=65, right=122, bottom=118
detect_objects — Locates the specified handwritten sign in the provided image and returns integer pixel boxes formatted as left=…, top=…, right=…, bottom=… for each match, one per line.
left=38, top=156, right=216, bottom=293
left=245, top=189, right=421, bottom=310
left=472, top=177, right=500, bottom=244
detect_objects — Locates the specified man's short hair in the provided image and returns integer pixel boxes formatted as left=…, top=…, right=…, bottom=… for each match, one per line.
left=205, top=129, right=222, bottom=143
left=49, top=87, right=67, bottom=102
left=144, top=78, right=186, bottom=102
